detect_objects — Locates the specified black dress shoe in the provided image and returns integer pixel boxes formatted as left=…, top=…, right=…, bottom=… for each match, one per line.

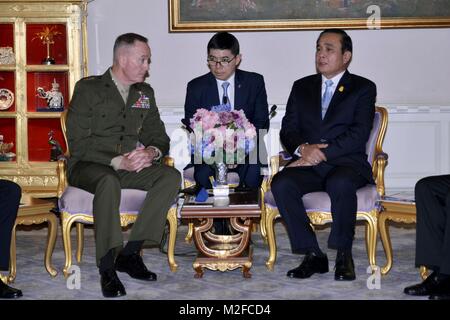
left=115, top=253, right=157, bottom=281
left=0, top=279, right=22, bottom=299
left=287, top=253, right=329, bottom=279
left=428, top=276, right=450, bottom=300
left=100, top=269, right=126, bottom=298
left=334, top=252, right=356, bottom=281
left=404, top=271, right=439, bottom=296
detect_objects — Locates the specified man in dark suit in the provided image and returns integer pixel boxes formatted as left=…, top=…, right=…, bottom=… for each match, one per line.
left=0, top=179, right=23, bottom=298
left=271, top=29, right=376, bottom=281
left=67, top=33, right=181, bottom=298
left=184, top=32, right=269, bottom=234
left=404, top=175, right=450, bottom=300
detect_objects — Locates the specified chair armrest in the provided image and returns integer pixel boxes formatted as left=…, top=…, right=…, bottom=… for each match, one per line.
left=57, top=158, right=67, bottom=198
left=267, top=152, right=291, bottom=187
left=373, top=152, right=389, bottom=197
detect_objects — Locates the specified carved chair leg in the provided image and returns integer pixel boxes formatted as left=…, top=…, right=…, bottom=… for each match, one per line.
left=7, top=224, right=17, bottom=283
left=44, top=213, right=58, bottom=277
left=378, top=214, right=393, bottom=275
left=364, top=213, right=378, bottom=272
left=76, top=223, right=84, bottom=263
left=62, top=216, right=74, bottom=278
left=166, top=207, right=178, bottom=272
left=265, top=208, right=278, bottom=271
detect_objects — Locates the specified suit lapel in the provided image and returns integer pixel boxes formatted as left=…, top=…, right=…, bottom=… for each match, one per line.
left=206, top=72, right=220, bottom=108
left=234, top=70, right=248, bottom=111
left=323, top=70, right=352, bottom=121
left=312, top=74, right=323, bottom=122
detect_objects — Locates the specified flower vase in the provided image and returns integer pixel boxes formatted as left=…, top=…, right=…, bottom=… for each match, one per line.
left=215, top=162, right=228, bottom=186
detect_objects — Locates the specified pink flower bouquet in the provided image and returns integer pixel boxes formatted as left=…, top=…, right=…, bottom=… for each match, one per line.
left=190, top=106, right=256, bottom=165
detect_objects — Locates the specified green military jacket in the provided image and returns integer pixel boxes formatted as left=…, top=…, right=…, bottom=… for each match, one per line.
left=66, top=69, right=170, bottom=175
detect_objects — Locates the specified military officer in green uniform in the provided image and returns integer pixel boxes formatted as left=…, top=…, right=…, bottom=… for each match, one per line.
left=66, top=33, right=181, bottom=298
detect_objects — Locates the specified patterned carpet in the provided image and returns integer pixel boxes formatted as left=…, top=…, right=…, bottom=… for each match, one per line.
left=1, top=219, right=425, bottom=301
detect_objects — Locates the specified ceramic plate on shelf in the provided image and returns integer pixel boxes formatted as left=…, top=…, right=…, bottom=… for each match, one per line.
left=0, top=88, right=14, bottom=110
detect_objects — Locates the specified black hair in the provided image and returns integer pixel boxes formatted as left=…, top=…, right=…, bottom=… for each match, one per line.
left=317, top=29, right=353, bottom=54
left=207, top=32, right=240, bottom=55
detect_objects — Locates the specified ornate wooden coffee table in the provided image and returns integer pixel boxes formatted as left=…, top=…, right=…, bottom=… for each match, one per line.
left=181, top=190, right=261, bottom=278
left=7, top=194, right=58, bottom=283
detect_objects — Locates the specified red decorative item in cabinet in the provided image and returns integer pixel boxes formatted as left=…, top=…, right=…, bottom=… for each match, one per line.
left=0, top=71, right=16, bottom=112
left=26, top=23, right=67, bottom=65
left=28, top=118, right=66, bottom=162
left=0, top=118, right=16, bottom=162
left=27, top=72, right=68, bottom=112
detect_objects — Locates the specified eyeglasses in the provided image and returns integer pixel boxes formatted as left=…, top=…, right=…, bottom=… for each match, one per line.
left=207, top=56, right=236, bottom=67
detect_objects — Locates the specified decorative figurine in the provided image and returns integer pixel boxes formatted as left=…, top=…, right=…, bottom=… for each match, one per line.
left=0, top=134, right=15, bottom=161
left=32, top=26, right=62, bottom=65
left=0, top=47, right=15, bottom=65
left=36, top=79, right=64, bottom=111
left=0, top=88, right=14, bottom=111
left=48, top=130, right=64, bottom=161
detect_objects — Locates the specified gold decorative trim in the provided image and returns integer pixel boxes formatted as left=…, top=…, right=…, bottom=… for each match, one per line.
left=0, top=0, right=88, bottom=196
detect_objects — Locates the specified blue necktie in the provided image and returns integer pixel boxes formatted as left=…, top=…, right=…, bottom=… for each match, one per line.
left=221, top=81, right=231, bottom=111
left=321, top=79, right=334, bottom=119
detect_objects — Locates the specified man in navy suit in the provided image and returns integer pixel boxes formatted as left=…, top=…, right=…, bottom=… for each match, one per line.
left=184, top=32, right=269, bottom=233
left=0, top=179, right=23, bottom=298
left=184, top=32, right=269, bottom=188
left=271, top=29, right=376, bottom=281
left=404, top=174, right=450, bottom=300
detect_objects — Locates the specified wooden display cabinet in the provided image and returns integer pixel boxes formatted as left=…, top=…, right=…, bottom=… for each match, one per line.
left=0, top=0, right=89, bottom=196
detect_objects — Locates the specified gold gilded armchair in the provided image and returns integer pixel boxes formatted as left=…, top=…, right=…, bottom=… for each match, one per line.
left=262, top=106, right=388, bottom=271
left=57, top=110, right=179, bottom=277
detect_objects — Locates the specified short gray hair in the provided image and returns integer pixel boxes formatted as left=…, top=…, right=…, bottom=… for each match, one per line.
left=113, top=33, right=148, bottom=63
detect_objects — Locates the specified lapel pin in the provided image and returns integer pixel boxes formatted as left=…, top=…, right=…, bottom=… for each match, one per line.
left=338, top=86, right=344, bottom=92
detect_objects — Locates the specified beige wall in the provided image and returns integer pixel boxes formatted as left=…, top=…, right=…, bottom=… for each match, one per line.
left=87, top=0, right=450, bottom=191
left=87, top=0, right=450, bottom=107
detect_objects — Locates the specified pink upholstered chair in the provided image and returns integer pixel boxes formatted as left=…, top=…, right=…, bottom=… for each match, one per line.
left=262, top=106, right=388, bottom=271
left=57, top=110, right=179, bottom=277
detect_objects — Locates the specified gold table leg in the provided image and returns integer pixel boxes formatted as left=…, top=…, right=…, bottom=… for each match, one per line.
left=191, top=217, right=254, bottom=278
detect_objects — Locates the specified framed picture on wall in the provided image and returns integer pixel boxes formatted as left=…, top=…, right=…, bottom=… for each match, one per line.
left=169, top=0, right=450, bottom=32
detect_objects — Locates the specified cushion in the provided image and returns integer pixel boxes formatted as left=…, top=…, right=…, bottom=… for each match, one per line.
left=59, top=186, right=147, bottom=215
left=264, top=184, right=379, bottom=213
